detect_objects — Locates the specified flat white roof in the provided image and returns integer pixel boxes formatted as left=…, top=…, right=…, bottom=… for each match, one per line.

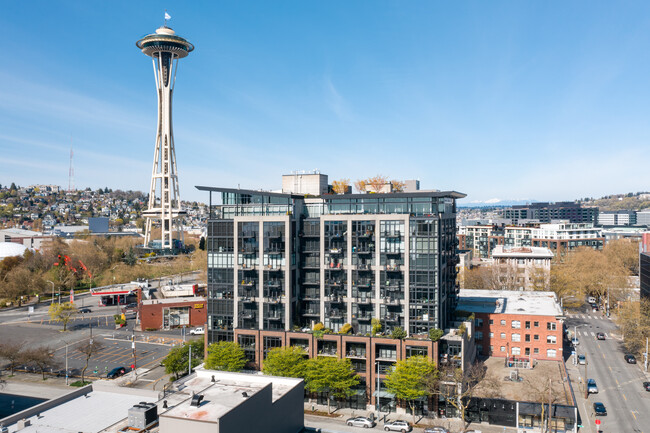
left=161, top=369, right=302, bottom=423
left=458, top=289, right=563, bottom=317
left=5, top=388, right=157, bottom=433
left=492, top=245, right=554, bottom=259
left=142, top=296, right=205, bottom=305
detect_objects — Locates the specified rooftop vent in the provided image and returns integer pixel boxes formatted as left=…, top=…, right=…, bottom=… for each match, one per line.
left=242, top=392, right=249, bottom=398
left=190, top=394, right=204, bottom=407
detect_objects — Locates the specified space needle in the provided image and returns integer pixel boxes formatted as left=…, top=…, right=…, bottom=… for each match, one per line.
left=136, top=19, right=194, bottom=251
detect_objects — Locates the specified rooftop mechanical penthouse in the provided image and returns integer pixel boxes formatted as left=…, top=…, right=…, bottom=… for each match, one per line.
left=198, top=173, right=465, bottom=342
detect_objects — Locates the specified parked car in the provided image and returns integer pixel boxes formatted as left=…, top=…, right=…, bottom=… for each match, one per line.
left=346, top=417, right=375, bottom=428
left=596, top=332, right=605, bottom=340
left=625, top=354, right=637, bottom=364
left=189, top=326, right=205, bottom=335
left=384, top=420, right=412, bottom=432
left=465, top=430, right=483, bottom=433
left=593, top=402, right=607, bottom=416
left=78, top=307, right=91, bottom=313
left=587, top=379, right=598, bottom=394
left=107, top=366, right=126, bottom=379
left=571, top=337, right=579, bottom=346
left=578, top=355, right=586, bottom=365
left=591, top=304, right=599, bottom=312
left=424, top=428, right=450, bottom=433
left=588, top=296, right=597, bottom=304
left=643, top=381, right=650, bottom=391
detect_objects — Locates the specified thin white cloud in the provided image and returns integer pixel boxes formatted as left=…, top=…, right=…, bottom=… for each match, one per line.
left=324, top=76, right=352, bottom=121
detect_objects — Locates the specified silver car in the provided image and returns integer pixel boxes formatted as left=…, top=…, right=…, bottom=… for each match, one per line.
left=384, top=420, right=412, bottom=432
left=346, top=417, right=376, bottom=428
left=424, top=428, right=450, bottom=433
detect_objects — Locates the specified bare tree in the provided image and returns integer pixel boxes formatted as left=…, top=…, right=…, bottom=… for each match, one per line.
left=525, top=377, right=561, bottom=433
left=426, top=363, right=487, bottom=431
left=0, top=341, right=25, bottom=375
left=23, top=347, right=57, bottom=380
left=76, top=340, right=104, bottom=384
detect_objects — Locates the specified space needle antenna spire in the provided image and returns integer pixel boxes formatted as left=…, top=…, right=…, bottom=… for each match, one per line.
left=136, top=19, right=194, bottom=250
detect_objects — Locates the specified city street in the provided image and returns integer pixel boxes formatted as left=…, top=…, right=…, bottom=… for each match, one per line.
left=565, top=308, right=650, bottom=433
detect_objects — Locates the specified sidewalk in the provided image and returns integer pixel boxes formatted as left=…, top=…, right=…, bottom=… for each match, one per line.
left=304, top=401, right=517, bottom=433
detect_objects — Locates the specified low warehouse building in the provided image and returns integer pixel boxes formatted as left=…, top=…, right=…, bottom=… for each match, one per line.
left=140, top=296, right=207, bottom=330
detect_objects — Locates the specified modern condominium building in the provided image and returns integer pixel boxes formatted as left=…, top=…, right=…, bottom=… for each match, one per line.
left=200, top=176, right=465, bottom=341
left=198, top=175, right=468, bottom=412
left=501, top=202, right=598, bottom=224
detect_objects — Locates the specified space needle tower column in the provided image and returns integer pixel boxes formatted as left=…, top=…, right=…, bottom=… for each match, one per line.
left=136, top=25, right=194, bottom=250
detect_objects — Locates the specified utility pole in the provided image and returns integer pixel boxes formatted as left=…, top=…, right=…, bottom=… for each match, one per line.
left=584, top=360, right=588, bottom=399
left=132, top=330, right=137, bottom=379
left=644, top=337, right=648, bottom=373
left=65, top=344, right=69, bottom=386
left=188, top=344, right=192, bottom=376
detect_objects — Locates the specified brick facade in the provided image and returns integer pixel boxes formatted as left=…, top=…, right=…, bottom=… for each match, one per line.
left=140, top=298, right=207, bottom=331
left=474, top=312, right=563, bottom=361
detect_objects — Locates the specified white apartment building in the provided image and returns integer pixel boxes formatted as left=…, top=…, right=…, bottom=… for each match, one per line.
left=490, top=245, right=554, bottom=290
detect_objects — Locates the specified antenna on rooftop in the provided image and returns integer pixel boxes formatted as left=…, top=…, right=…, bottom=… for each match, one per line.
left=68, top=137, right=75, bottom=193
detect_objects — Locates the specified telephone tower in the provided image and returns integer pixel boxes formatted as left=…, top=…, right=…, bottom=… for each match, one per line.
left=136, top=25, right=194, bottom=249
left=68, top=142, right=75, bottom=193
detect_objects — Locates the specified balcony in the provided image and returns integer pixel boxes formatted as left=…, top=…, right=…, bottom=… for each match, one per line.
left=303, top=292, right=320, bottom=301
left=357, top=230, right=374, bottom=239
left=318, top=349, right=338, bottom=357
left=239, top=280, right=256, bottom=287
left=326, top=279, right=345, bottom=287
left=356, top=297, right=372, bottom=304
left=303, top=279, right=320, bottom=286
left=382, top=297, right=402, bottom=305
left=265, top=280, right=282, bottom=288
left=354, top=280, right=372, bottom=289
left=355, top=313, right=373, bottom=322
left=327, top=309, right=345, bottom=319
left=356, top=263, right=372, bottom=270
left=240, top=263, right=257, bottom=270
left=240, top=311, right=256, bottom=320
left=267, top=314, right=284, bottom=321
left=300, top=229, right=320, bottom=237
left=303, top=309, right=320, bottom=317
left=265, top=264, right=283, bottom=272
left=329, top=247, right=344, bottom=255
left=385, top=264, right=402, bottom=272
left=265, top=296, right=283, bottom=304
left=326, top=294, right=345, bottom=303
left=384, top=314, right=402, bottom=323
left=327, top=262, right=343, bottom=269
left=264, top=248, right=284, bottom=256
left=266, top=231, right=283, bottom=239
left=356, top=249, right=373, bottom=255
left=303, top=261, right=320, bottom=269
left=347, top=349, right=366, bottom=359
left=383, top=231, right=402, bottom=239
left=240, top=297, right=256, bottom=304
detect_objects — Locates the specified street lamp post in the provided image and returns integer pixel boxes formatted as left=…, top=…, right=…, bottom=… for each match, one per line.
left=47, top=280, right=55, bottom=305
left=59, top=339, right=69, bottom=386
left=376, top=360, right=380, bottom=422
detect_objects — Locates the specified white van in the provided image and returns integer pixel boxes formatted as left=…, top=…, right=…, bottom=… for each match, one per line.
left=587, top=296, right=597, bottom=304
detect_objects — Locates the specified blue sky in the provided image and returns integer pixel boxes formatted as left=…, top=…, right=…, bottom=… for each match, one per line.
left=1, top=1, right=649, bottom=204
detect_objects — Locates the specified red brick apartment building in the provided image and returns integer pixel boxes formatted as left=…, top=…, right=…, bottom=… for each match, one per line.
left=140, top=297, right=207, bottom=330
left=458, top=289, right=564, bottom=361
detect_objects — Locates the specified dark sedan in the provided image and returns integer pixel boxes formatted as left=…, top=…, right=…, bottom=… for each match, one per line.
left=593, top=402, right=607, bottom=416
left=643, top=381, right=650, bottom=391
left=625, top=354, right=637, bottom=364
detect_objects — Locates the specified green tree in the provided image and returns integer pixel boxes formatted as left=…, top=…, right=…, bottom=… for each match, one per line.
left=262, top=346, right=307, bottom=378
left=371, top=318, right=382, bottom=336
left=305, top=357, right=359, bottom=414
left=162, top=339, right=205, bottom=379
left=391, top=326, right=407, bottom=340
left=48, top=302, right=77, bottom=331
left=429, top=328, right=444, bottom=341
left=385, top=355, right=438, bottom=424
left=205, top=341, right=246, bottom=372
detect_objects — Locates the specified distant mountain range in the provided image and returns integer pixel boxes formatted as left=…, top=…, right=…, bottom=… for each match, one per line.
left=457, top=199, right=539, bottom=208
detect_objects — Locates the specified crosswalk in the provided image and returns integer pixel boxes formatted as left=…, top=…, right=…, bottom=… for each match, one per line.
left=575, top=330, right=608, bottom=338
left=567, top=313, right=608, bottom=320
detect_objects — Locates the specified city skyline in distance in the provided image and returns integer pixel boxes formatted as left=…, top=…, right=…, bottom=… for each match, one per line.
left=1, top=2, right=649, bottom=203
